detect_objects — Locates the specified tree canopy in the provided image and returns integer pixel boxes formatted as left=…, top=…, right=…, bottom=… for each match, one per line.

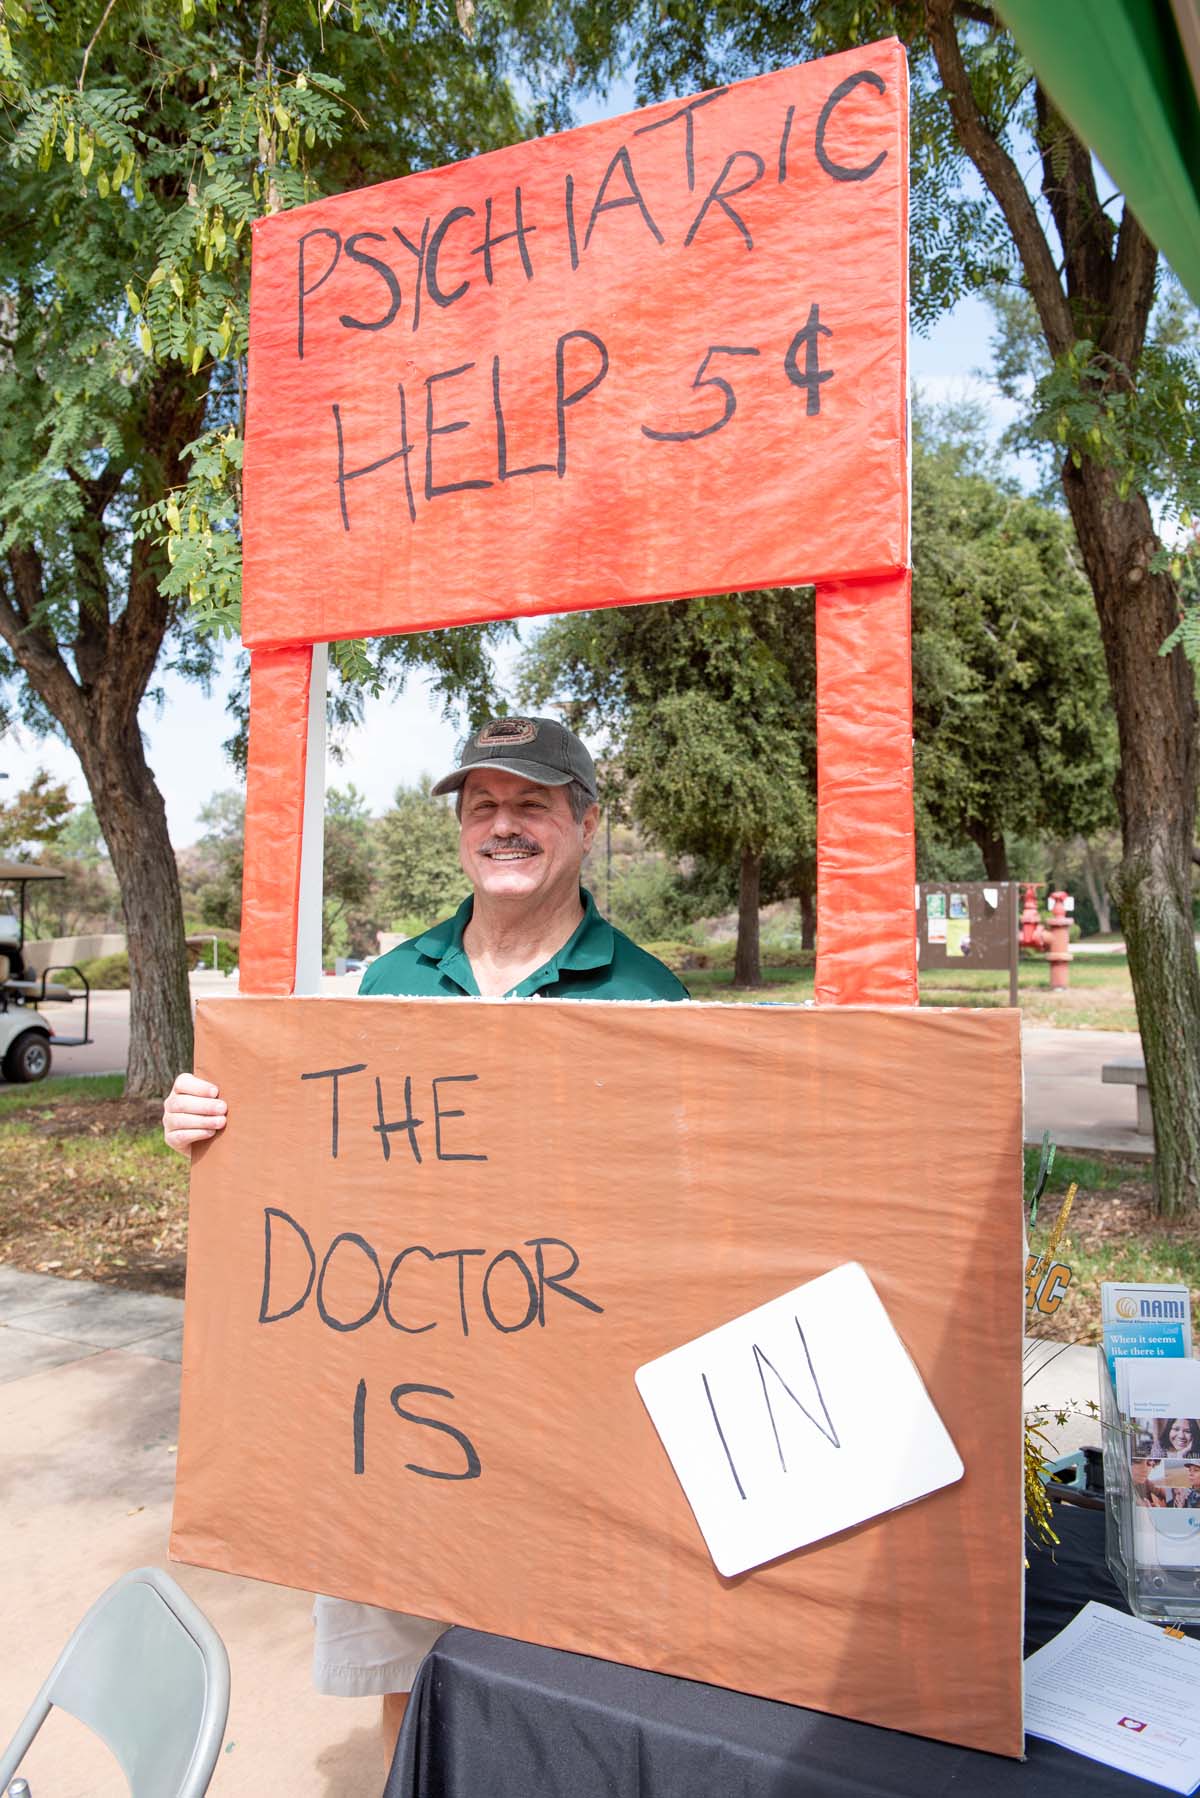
left=0, top=0, right=545, bottom=1088
left=378, top=776, right=469, bottom=933
left=521, top=590, right=816, bottom=987
left=911, top=406, right=1117, bottom=879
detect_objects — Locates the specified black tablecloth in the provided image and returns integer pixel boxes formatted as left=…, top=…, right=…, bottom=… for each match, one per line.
left=384, top=1502, right=1189, bottom=1798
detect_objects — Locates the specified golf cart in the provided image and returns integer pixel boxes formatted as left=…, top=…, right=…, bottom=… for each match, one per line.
left=0, top=861, right=93, bottom=1083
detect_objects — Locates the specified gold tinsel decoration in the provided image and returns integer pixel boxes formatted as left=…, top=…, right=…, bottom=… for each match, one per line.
left=1025, top=1182, right=1080, bottom=1554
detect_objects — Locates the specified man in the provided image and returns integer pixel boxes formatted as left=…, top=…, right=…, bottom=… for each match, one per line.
left=1130, top=1457, right=1167, bottom=1507
left=163, top=716, right=687, bottom=1756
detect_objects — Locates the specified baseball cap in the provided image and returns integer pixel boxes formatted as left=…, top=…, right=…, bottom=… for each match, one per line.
left=431, top=716, right=598, bottom=801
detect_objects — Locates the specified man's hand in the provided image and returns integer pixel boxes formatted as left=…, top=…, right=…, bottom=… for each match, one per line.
left=163, top=1073, right=227, bottom=1155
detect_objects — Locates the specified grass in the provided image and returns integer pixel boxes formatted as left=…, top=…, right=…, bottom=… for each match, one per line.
left=1023, top=1147, right=1200, bottom=1345
left=685, top=950, right=1143, bottom=1028
left=0, top=1071, right=125, bottom=1118
left=0, top=1075, right=188, bottom=1292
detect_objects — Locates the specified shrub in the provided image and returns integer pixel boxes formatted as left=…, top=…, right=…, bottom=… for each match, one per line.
left=78, top=950, right=130, bottom=989
left=639, top=939, right=735, bottom=973
left=186, top=936, right=239, bottom=974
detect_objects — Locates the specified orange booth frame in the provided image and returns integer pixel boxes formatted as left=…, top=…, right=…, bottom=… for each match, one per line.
left=180, top=40, right=1029, bottom=1759
left=233, top=40, right=915, bottom=1005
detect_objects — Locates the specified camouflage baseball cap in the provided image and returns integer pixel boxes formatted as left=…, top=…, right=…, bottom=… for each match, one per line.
left=431, top=716, right=598, bottom=801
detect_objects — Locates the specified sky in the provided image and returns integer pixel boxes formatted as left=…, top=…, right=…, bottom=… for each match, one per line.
left=0, top=83, right=1016, bottom=851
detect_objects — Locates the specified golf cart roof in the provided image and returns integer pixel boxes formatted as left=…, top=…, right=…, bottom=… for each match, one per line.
left=0, top=860, right=66, bottom=883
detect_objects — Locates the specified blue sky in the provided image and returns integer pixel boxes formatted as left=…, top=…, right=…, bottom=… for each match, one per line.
left=0, top=84, right=1017, bottom=848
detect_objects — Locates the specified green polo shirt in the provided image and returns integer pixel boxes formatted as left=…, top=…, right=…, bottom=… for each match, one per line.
left=359, top=888, right=689, bottom=1002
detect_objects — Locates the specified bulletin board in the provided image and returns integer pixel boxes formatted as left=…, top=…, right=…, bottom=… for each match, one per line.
left=172, top=999, right=1025, bottom=1756
left=234, top=38, right=916, bottom=1004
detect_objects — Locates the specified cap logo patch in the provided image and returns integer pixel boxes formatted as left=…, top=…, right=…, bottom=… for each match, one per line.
left=477, top=718, right=537, bottom=747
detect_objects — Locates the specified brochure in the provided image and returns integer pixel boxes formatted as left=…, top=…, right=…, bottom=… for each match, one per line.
left=1103, top=1283, right=1191, bottom=1386
left=1024, top=1602, right=1200, bottom=1792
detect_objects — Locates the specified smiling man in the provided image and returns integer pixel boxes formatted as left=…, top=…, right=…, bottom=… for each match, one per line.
left=360, top=715, right=687, bottom=1003
left=162, top=714, right=686, bottom=1760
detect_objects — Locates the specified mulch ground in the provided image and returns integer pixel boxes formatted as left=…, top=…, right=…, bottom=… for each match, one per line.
left=0, top=1096, right=189, bottom=1295
left=12, top=1097, right=165, bottom=1139
left=1027, top=1165, right=1200, bottom=1345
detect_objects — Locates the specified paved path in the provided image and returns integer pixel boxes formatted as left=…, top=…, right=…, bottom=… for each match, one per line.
left=1022, top=1023, right=1150, bottom=1156
left=0, top=1266, right=382, bottom=1793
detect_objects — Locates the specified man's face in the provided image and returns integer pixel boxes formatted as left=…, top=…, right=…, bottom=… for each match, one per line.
left=1188, top=1464, right=1200, bottom=1489
left=458, top=768, right=598, bottom=905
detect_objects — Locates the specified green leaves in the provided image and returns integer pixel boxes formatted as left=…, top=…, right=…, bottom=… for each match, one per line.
left=134, top=426, right=244, bottom=628
left=2, top=0, right=542, bottom=653
left=910, top=402, right=1118, bottom=860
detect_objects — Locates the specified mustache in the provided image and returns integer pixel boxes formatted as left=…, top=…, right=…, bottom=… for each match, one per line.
left=480, top=835, right=541, bottom=856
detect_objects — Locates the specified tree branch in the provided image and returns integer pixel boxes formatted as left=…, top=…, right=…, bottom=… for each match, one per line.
left=1034, top=88, right=1105, bottom=295
left=78, top=0, right=121, bottom=90
left=1, top=549, right=87, bottom=742
left=67, top=459, right=128, bottom=519
left=255, top=0, right=270, bottom=77
left=953, top=0, right=1000, bottom=24
left=106, top=367, right=207, bottom=710
left=1104, top=204, right=1161, bottom=368
left=925, top=0, right=1074, bottom=357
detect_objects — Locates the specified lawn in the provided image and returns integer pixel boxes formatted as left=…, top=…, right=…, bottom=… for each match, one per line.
left=685, top=951, right=1143, bottom=1028
left=0, top=1075, right=188, bottom=1293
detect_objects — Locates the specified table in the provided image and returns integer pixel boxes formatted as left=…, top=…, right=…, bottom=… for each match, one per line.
left=385, top=1502, right=1188, bottom=1797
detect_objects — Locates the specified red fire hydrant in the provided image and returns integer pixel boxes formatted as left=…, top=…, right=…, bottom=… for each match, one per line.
left=1046, top=889, right=1072, bottom=990
left=1019, top=883, right=1049, bottom=952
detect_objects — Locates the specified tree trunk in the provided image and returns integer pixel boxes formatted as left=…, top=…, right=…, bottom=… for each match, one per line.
left=0, top=365, right=205, bottom=1097
left=732, top=847, right=763, bottom=988
left=967, top=822, right=1010, bottom=881
left=1062, top=466, right=1200, bottom=1214
left=77, top=717, right=193, bottom=1096
left=798, top=880, right=816, bottom=953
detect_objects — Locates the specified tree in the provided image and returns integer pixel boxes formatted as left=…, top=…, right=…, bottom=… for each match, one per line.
left=378, top=777, right=469, bottom=930
left=556, top=2, right=1200, bottom=1211
left=55, top=799, right=108, bottom=864
left=0, top=2, right=541, bottom=1092
left=911, top=407, right=1117, bottom=879
left=0, top=770, right=73, bottom=855
left=188, top=789, right=245, bottom=932
left=521, top=591, right=816, bottom=987
left=321, top=784, right=377, bottom=960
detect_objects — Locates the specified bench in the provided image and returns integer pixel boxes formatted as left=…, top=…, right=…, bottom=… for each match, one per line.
left=1101, top=1057, right=1152, bottom=1135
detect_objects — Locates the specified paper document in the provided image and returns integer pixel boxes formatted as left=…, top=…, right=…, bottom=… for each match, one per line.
left=1024, top=1602, right=1200, bottom=1792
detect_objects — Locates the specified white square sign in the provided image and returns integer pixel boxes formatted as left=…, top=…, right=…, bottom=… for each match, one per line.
left=635, top=1262, right=963, bottom=1576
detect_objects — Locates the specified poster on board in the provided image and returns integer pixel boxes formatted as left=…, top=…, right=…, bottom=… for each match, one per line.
left=239, top=39, right=908, bottom=647
left=172, top=999, right=1025, bottom=1757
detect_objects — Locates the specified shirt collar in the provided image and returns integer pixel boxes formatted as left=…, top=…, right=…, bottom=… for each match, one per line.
left=412, top=888, right=614, bottom=992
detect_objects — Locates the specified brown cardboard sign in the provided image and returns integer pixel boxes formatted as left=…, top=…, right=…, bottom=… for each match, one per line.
left=172, top=997, right=1024, bottom=1756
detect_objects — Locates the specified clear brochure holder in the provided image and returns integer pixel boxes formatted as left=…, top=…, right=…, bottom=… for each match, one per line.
left=1100, top=1347, right=1200, bottom=1621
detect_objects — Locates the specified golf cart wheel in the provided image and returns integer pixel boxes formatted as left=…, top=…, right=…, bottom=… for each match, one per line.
left=4, top=1030, right=51, bottom=1083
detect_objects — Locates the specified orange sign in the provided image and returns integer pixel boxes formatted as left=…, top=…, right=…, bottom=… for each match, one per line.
left=172, top=998, right=1024, bottom=1756
left=241, top=41, right=908, bottom=648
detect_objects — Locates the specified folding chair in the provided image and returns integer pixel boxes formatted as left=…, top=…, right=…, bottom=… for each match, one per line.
left=0, top=1567, right=230, bottom=1797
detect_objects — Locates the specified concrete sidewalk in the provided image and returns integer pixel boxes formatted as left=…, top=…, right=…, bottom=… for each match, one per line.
left=1022, top=1023, right=1150, bottom=1156
left=0, top=1267, right=382, bottom=1794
